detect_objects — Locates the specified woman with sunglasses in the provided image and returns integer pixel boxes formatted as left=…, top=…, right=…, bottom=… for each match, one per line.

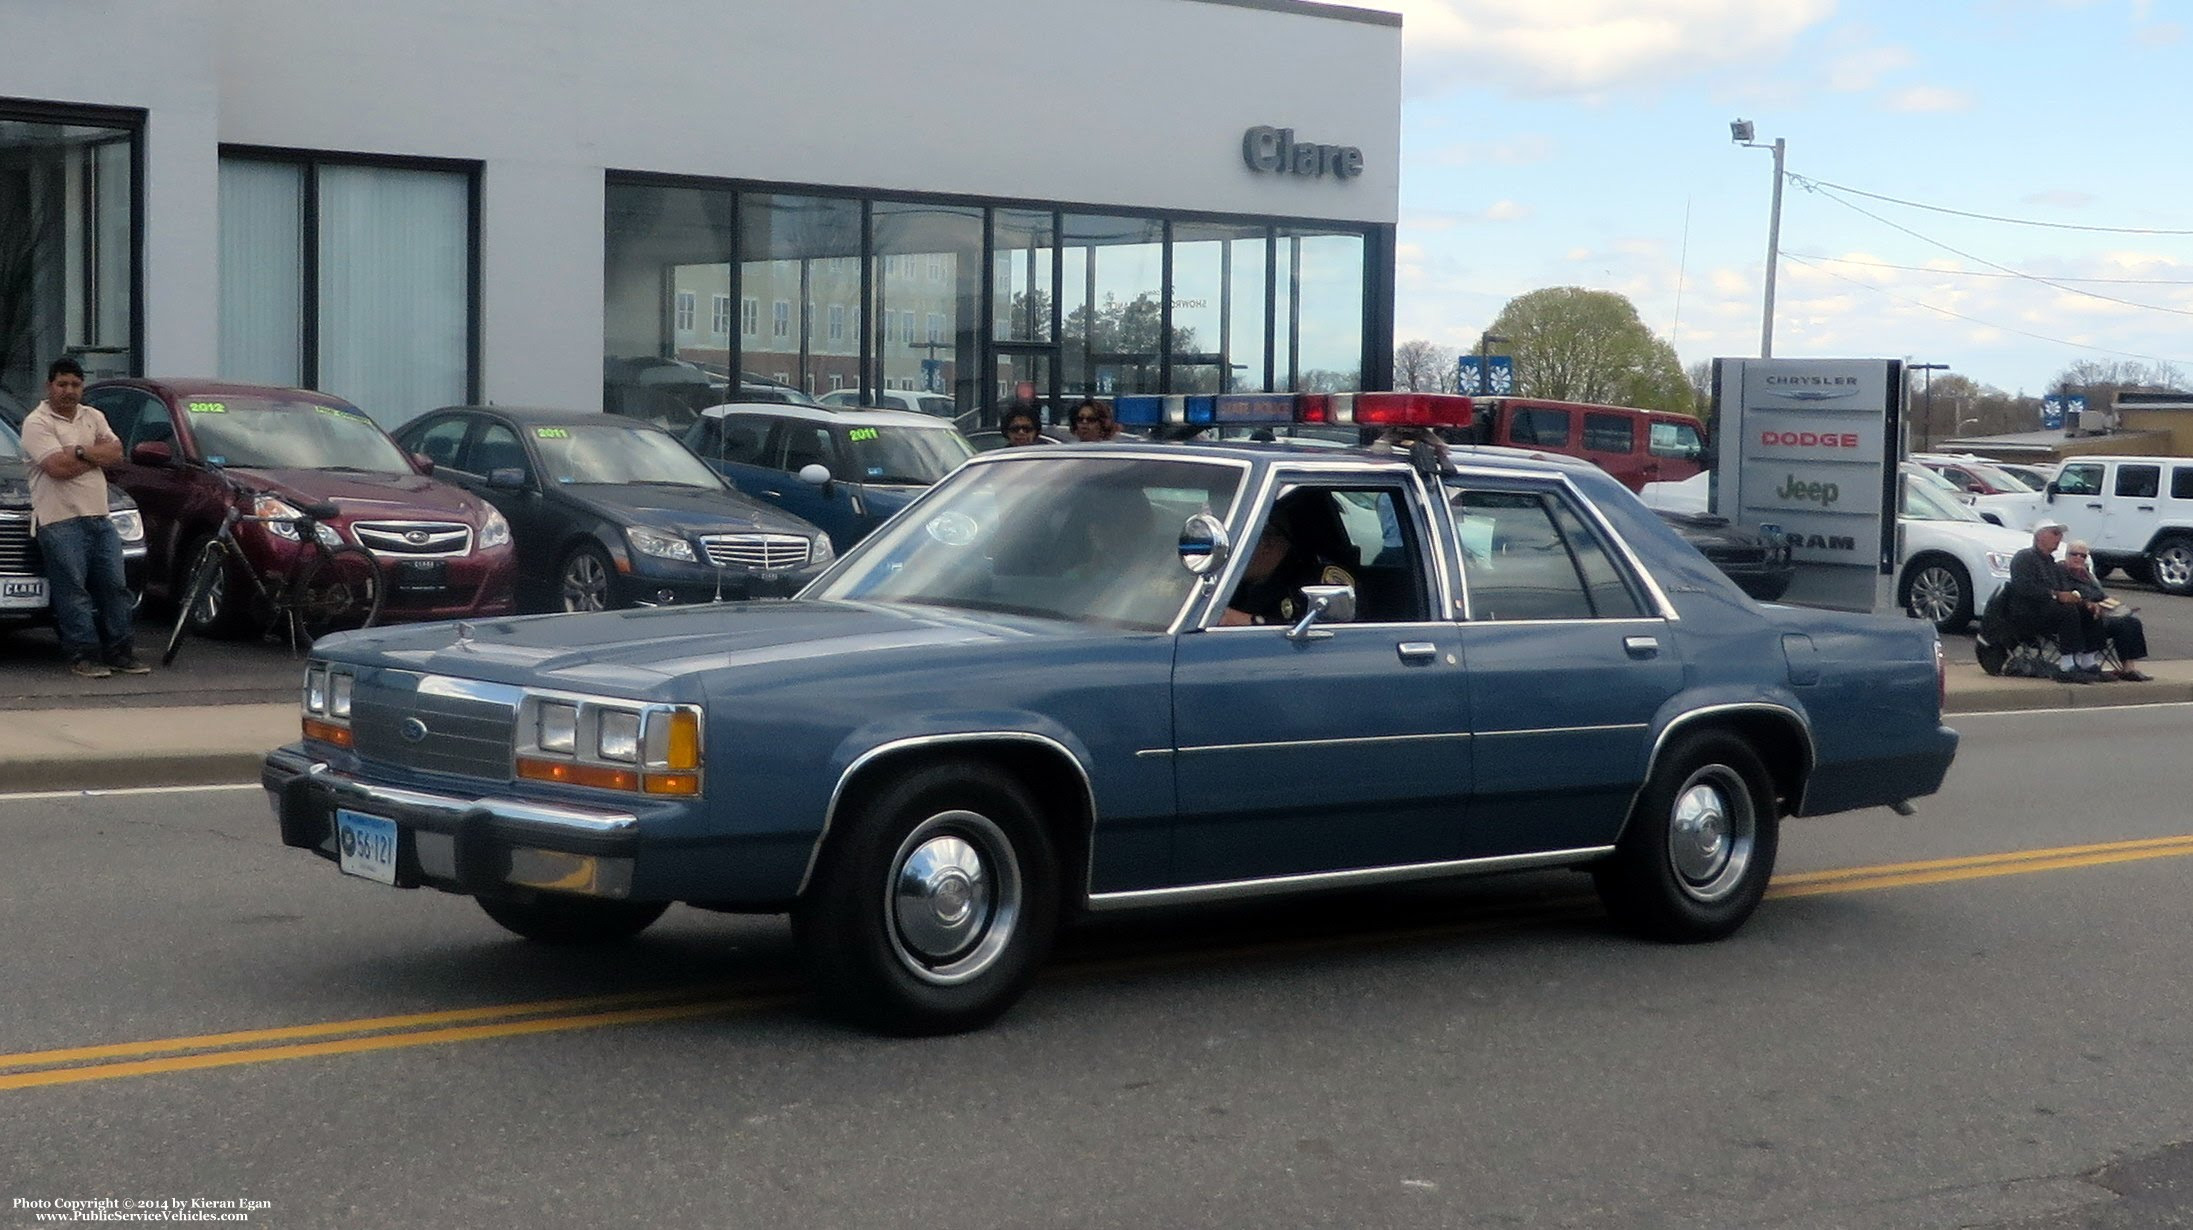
left=1000, top=406, right=1046, bottom=446
left=2062, top=539, right=2153, bottom=681
left=1068, top=398, right=1119, bottom=443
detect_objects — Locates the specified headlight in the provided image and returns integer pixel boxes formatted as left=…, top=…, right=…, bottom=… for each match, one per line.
left=329, top=671, right=353, bottom=719
left=257, top=494, right=343, bottom=547
left=537, top=701, right=578, bottom=754
left=626, top=526, right=697, bottom=563
left=300, top=661, right=354, bottom=747
left=811, top=534, right=834, bottom=564
left=1985, top=551, right=2014, bottom=575
left=479, top=507, right=511, bottom=550
left=304, top=663, right=327, bottom=714
left=107, top=508, right=144, bottom=544
left=598, top=710, right=641, bottom=762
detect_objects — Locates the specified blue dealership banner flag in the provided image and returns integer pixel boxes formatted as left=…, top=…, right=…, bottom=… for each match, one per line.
left=2040, top=394, right=2083, bottom=430
left=1456, top=354, right=1514, bottom=395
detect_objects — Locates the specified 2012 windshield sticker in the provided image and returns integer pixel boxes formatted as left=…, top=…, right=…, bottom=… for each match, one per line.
left=187, top=401, right=226, bottom=414
left=536, top=427, right=571, bottom=439
left=847, top=427, right=879, bottom=442
left=314, top=405, right=363, bottom=421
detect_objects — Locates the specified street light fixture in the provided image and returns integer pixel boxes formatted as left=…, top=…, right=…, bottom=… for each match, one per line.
left=1909, top=362, right=1946, bottom=451
left=1477, top=332, right=1508, bottom=396
left=1729, top=118, right=1786, bottom=358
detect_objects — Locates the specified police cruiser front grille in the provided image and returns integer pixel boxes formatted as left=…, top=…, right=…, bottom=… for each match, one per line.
left=351, top=521, right=473, bottom=557
left=701, top=533, right=812, bottom=571
left=0, top=512, right=35, bottom=575
left=350, top=671, right=518, bottom=781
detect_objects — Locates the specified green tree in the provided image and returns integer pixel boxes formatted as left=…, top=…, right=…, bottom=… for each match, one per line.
left=1485, top=287, right=1694, bottom=416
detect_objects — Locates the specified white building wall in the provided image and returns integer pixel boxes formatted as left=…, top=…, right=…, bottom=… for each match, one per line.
left=5, top=0, right=1400, bottom=407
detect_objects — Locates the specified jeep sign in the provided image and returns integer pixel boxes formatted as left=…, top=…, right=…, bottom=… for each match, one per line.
left=1712, top=358, right=1903, bottom=614
left=1242, top=127, right=1364, bottom=181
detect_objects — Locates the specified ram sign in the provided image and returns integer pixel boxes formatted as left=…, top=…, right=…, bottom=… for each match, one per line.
left=1712, top=358, right=1903, bottom=614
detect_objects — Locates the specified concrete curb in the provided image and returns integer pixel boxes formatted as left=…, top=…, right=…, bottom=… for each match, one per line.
left=0, top=751, right=275, bottom=794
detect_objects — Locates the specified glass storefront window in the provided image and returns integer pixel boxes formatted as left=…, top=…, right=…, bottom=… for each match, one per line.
left=992, top=209, right=1054, bottom=344
left=603, top=180, right=735, bottom=424
left=871, top=201, right=979, bottom=422
left=0, top=112, right=137, bottom=406
left=218, top=160, right=303, bottom=386
left=1061, top=214, right=1164, bottom=399
left=742, top=193, right=861, bottom=402
left=1282, top=229, right=1365, bottom=393
left=1169, top=222, right=1269, bottom=394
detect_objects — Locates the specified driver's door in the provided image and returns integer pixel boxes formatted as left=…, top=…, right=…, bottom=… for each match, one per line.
left=1169, top=477, right=1472, bottom=885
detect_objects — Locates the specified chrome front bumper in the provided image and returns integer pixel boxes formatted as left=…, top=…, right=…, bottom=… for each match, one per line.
left=262, top=744, right=641, bottom=898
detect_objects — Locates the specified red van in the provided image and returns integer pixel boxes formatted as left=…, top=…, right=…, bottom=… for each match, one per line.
left=1462, top=397, right=1707, bottom=492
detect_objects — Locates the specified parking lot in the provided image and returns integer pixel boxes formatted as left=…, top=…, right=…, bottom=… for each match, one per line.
left=0, top=609, right=303, bottom=711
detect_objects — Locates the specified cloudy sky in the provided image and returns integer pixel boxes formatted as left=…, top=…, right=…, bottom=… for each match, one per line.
left=1339, top=0, right=2193, bottom=396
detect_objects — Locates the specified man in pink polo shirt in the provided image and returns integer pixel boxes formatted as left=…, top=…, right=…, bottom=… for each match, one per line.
left=19, top=356, right=148, bottom=678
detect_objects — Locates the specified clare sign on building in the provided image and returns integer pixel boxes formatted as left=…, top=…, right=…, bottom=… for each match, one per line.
left=1712, top=358, right=1904, bottom=613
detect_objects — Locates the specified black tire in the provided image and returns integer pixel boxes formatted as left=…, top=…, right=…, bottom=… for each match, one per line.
left=557, top=542, right=619, bottom=613
left=794, top=761, right=1059, bottom=1035
left=2122, top=558, right=2155, bottom=585
left=291, top=545, right=384, bottom=638
left=175, top=535, right=255, bottom=638
left=2147, top=537, right=2193, bottom=595
left=162, top=542, right=228, bottom=666
left=2094, top=563, right=2117, bottom=581
left=1899, top=555, right=1973, bottom=633
left=1595, top=731, right=1780, bottom=943
left=476, top=895, right=669, bottom=945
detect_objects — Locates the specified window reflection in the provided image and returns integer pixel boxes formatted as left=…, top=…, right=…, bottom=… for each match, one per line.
left=872, top=202, right=980, bottom=424
left=742, top=193, right=861, bottom=399
left=603, top=181, right=736, bottom=425
left=1170, top=222, right=1269, bottom=394
left=1061, top=214, right=1165, bottom=399
left=0, top=113, right=137, bottom=402
left=1281, top=229, right=1363, bottom=393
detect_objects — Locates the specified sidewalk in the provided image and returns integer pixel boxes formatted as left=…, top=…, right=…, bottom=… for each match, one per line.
left=4, top=658, right=2187, bottom=795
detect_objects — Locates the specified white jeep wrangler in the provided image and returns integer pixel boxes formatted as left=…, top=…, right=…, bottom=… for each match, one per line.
left=1973, top=455, right=2193, bottom=594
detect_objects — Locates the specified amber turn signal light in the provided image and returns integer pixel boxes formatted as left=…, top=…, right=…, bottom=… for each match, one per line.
left=302, top=718, right=353, bottom=748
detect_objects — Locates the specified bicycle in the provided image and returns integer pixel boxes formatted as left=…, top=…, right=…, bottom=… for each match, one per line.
left=162, top=479, right=384, bottom=666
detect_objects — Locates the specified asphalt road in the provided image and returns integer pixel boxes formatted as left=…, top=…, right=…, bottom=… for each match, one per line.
left=4, top=705, right=2193, bottom=1228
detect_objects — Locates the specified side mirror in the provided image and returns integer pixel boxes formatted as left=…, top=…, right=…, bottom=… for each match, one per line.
left=129, top=440, right=173, bottom=467
left=1178, top=513, right=1231, bottom=576
left=411, top=452, right=436, bottom=476
left=487, top=467, right=527, bottom=490
left=796, top=463, right=833, bottom=489
left=1285, top=584, right=1357, bottom=641
left=2044, top=480, right=2059, bottom=501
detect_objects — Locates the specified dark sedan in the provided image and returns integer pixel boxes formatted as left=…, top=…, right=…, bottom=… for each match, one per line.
left=1654, top=509, right=1795, bottom=602
left=396, top=407, right=833, bottom=613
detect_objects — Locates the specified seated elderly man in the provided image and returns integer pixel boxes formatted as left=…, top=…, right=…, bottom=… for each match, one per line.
left=2062, top=538, right=2153, bottom=682
left=2004, top=520, right=2103, bottom=683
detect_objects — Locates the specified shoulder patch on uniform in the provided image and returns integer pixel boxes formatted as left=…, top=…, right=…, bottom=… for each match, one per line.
left=1320, top=565, right=1355, bottom=587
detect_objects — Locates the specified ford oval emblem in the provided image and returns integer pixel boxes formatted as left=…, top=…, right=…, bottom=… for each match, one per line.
left=399, top=717, right=430, bottom=744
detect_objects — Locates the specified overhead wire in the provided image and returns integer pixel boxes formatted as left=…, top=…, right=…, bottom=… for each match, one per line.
left=1782, top=252, right=2193, bottom=286
left=1789, top=176, right=2193, bottom=235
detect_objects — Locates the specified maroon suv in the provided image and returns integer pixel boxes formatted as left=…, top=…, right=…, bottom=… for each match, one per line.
left=83, top=380, right=517, bottom=633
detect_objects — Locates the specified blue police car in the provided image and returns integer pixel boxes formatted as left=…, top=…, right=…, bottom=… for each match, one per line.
left=265, top=393, right=1958, bottom=1035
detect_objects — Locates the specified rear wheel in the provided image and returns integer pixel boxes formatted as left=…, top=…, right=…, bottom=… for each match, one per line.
left=162, top=542, right=228, bottom=666
left=476, top=895, right=669, bottom=945
left=1596, top=731, right=1780, bottom=942
left=2149, top=537, right=2193, bottom=596
left=174, top=535, right=255, bottom=638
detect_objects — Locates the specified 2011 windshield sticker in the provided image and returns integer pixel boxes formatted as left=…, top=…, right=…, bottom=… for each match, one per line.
left=847, top=427, right=879, bottom=442
left=187, top=401, right=226, bottom=414
left=536, top=427, right=571, bottom=439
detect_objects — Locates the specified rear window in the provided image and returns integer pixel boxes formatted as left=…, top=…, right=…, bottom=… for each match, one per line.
left=2116, top=465, right=2160, bottom=499
left=1582, top=413, right=1636, bottom=454
left=1507, top=408, right=1570, bottom=448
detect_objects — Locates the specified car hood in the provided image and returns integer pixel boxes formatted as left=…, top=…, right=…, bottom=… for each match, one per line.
left=1905, top=517, right=2030, bottom=557
left=555, top=483, right=821, bottom=537
left=319, top=599, right=1052, bottom=695
left=0, top=457, right=136, bottom=512
left=223, top=467, right=487, bottom=524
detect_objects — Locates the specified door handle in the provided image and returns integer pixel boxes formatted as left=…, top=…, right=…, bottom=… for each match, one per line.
left=1397, top=641, right=1438, bottom=663
left=760, top=489, right=783, bottom=498
left=1623, top=635, right=1660, bottom=659
left=2086, top=502, right=2104, bottom=509
left=2138, top=505, right=2155, bottom=512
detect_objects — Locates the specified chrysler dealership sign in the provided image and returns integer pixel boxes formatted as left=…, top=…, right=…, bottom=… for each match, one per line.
left=1712, top=358, right=1904, bottom=613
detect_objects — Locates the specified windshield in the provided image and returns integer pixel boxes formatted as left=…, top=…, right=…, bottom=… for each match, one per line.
left=184, top=394, right=412, bottom=472
left=1963, top=460, right=2038, bottom=492
left=531, top=423, right=723, bottom=488
left=1901, top=471, right=1986, bottom=523
left=812, top=455, right=1247, bottom=630
left=0, top=418, right=20, bottom=461
left=843, top=424, right=974, bottom=485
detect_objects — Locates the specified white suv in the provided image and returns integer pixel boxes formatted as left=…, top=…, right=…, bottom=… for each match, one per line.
left=1972, top=455, right=2193, bottom=594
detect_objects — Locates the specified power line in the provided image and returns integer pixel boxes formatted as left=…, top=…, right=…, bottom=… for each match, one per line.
left=1783, top=252, right=2193, bottom=286
left=1792, top=175, right=2193, bottom=236
left=1780, top=253, right=2193, bottom=369
left=1791, top=175, right=2193, bottom=320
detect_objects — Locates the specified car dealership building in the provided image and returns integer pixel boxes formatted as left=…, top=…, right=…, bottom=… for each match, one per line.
left=0, top=0, right=1400, bottom=430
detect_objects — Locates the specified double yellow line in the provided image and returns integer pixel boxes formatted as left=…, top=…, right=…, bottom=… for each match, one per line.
left=6, top=832, right=2193, bottom=1092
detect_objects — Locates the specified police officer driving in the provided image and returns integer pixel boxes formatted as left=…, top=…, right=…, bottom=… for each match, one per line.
left=1221, top=497, right=1355, bottom=627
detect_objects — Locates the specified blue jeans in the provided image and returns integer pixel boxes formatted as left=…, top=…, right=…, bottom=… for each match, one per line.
left=37, top=515, right=134, bottom=664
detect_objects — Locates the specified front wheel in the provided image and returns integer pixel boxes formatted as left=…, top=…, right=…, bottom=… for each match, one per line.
left=291, top=545, right=384, bottom=638
left=794, top=762, right=1059, bottom=1035
left=2148, top=537, right=2193, bottom=595
left=1595, top=731, right=1780, bottom=942
left=174, top=534, right=255, bottom=638
left=1901, top=556, right=1973, bottom=633
left=476, top=895, right=669, bottom=944
left=557, top=543, right=618, bottom=613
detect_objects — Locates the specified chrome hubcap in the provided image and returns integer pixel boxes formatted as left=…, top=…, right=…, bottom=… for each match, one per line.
left=1910, top=567, right=1960, bottom=624
left=886, top=810, right=1021, bottom=986
left=2158, top=549, right=2192, bottom=590
left=1668, top=766, right=1755, bottom=903
left=562, top=554, right=608, bottom=612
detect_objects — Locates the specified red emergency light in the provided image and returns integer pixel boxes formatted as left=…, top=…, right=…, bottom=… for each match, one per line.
left=1348, top=392, right=1474, bottom=427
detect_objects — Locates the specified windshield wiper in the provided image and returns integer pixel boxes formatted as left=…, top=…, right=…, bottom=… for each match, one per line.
left=625, top=479, right=714, bottom=489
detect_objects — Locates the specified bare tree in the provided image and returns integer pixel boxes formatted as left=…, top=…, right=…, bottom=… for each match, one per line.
left=1392, top=338, right=1456, bottom=393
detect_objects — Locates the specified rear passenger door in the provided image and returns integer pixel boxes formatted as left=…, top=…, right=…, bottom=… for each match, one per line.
left=1447, top=479, right=1681, bottom=858
left=2099, top=461, right=2161, bottom=558
left=1581, top=411, right=1643, bottom=490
